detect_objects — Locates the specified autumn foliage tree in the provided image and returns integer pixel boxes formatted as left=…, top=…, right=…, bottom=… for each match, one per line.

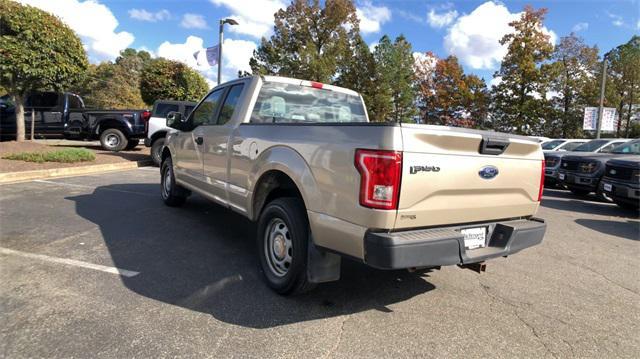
left=415, top=54, right=488, bottom=127
left=0, top=0, right=88, bottom=141
left=374, top=35, right=417, bottom=122
left=609, top=35, right=640, bottom=137
left=491, top=6, right=554, bottom=135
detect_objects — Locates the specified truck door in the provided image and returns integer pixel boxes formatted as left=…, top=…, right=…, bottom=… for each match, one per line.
left=201, top=83, right=245, bottom=210
left=173, top=88, right=224, bottom=187
left=36, top=93, right=63, bottom=136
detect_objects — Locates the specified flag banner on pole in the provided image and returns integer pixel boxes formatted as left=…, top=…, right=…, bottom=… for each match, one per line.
left=193, top=51, right=199, bottom=61
left=205, top=45, right=219, bottom=66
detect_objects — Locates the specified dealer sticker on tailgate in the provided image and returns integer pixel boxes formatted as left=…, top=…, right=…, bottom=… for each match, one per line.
left=461, top=227, right=487, bottom=249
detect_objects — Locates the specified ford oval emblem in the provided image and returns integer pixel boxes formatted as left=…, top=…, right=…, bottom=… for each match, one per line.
left=479, top=166, right=499, bottom=179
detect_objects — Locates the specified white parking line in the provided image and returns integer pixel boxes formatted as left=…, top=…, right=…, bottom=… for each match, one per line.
left=34, top=179, right=156, bottom=197
left=0, top=247, right=140, bottom=277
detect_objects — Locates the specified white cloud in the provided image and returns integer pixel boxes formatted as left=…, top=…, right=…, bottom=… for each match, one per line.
left=356, top=1, right=391, bottom=34
left=444, top=1, right=557, bottom=70
left=427, top=8, right=458, bottom=28
left=571, top=22, right=588, bottom=32
left=18, top=0, right=134, bottom=62
left=608, top=12, right=624, bottom=27
left=210, top=0, right=286, bottom=38
left=128, top=8, right=170, bottom=22
left=181, top=14, right=209, bottom=29
left=157, top=36, right=256, bottom=85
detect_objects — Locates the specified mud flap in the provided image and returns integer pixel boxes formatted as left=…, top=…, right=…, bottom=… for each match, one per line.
left=307, top=237, right=341, bottom=283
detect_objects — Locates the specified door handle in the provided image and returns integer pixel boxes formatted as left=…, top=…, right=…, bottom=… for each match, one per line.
left=195, top=136, right=204, bottom=145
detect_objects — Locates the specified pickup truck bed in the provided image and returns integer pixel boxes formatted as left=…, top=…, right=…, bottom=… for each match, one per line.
left=160, top=75, right=546, bottom=294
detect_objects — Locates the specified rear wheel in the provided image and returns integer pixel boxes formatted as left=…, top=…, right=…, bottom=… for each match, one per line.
left=160, top=157, right=189, bottom=207
left=100, top=128, right=127, bottom=152
left=151, top=138, right=165, bottom=166
left=124, top=139, right=139, bottom=150
left=257, top=197, right=315, bottom=295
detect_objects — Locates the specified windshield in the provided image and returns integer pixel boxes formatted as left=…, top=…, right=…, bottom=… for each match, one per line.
left=559, top=142, right=584, bottom=151
left=611, top=140, right=640, bottom=154
left=573, top=140, right=608, bottom=152
left=542, top=140, right=565, bottom=150
left=250, top=82, right=367, bottom=123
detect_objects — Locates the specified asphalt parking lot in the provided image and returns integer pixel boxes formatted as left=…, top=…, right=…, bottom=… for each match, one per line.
left=1, top=168, right=638, bottom=358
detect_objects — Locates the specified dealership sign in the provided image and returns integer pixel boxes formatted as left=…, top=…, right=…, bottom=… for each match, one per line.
left=583, top=107, right=617, bottom=131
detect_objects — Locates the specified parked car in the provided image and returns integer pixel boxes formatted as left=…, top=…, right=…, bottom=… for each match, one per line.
left=0, top=92, right=150, bottom=151
left=541, top=139, right=588, bottom=152
left=529, top=136, right=550, bottom=143
left=159, top=75, right=547, bottom=295
left=558, top=139, right=640, bottom=200
left=144, top=100, right=197, bottom=166
left=599, top=156, right=640, bottom=210
left=544, top=138, right=631, bottom=185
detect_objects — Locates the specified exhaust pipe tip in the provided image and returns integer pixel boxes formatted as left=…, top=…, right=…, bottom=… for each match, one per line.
left=458, top=262, right=486, bottom=273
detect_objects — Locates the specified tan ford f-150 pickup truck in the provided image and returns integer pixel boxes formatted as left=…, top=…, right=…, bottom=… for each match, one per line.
left=160, top=75, right=546, bottom=295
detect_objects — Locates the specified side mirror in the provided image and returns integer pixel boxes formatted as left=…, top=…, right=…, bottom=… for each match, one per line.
left=166, top=111, right=184, bottom=130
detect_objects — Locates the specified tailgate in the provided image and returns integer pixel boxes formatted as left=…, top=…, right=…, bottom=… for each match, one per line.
left=396, top=125, right=543, bottom=229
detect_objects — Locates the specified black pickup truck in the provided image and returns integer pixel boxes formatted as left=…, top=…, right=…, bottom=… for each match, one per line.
left=0, top=92, right=150, bottom=151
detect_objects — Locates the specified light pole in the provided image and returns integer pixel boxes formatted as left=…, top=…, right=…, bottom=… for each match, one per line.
left=218, top=18, right=239, bottom=85
left=595, top=50, right=612, bottom=139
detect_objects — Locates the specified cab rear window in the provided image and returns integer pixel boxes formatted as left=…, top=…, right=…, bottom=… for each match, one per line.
left=250, top=82, right=367, bottom=124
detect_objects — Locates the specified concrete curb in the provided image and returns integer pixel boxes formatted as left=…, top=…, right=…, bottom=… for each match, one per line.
left=0, top=160, right=153, bottom=184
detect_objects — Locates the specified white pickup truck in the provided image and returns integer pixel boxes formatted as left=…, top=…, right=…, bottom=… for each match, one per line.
left=159, top=76, right=547, bottom=295
left=144, top=100, right=196, bottom=165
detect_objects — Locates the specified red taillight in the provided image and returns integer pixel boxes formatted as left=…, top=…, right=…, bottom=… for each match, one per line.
left=538, top=159, right=545, bottom=202
left=354, top=149, right=402, bottom=210
left=141, top=110, right=151, bottom=121
left=310, top=81, right=323, bottom=89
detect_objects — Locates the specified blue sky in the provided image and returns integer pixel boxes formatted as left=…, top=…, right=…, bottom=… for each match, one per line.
left=19, top=0, right=640, bottom=87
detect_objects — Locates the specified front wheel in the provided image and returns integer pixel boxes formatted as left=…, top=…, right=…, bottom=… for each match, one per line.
left=160, top=157, right=189, bottom=207
left=151, top=138, right=165, bottom=166
left=257, top=198, right=315, bottom=295
left=100, top=128, right=127, bottom=152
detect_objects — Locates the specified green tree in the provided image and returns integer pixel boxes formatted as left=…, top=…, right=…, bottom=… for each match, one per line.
left=544, top=33, right=599, bottom=138
left=140, top=58, right=209, bottom=104
left=0, top=0, right=88, bottom=141
left=336, top=35, right=391, bottom=122
left=609, top=35, right=640, bottom=137
left=374, top=35, right=417, bottom=122
left=74, top=48, right=151, bottom=109
left=490, top=6, right=553, bottom=135
left=249, top=0, right=359, bottom=83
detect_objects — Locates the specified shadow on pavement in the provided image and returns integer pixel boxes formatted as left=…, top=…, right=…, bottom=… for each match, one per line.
left=541, top=197, right=639, bottom=218
left=67, top=184, right=435, bottom=329
left=574, top=218, right=639, bottom=241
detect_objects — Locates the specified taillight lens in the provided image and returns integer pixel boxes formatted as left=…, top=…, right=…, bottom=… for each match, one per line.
left=538, top=159, right=545, bottom=202
left=142, top=110, right=151, bottom=121
left=354, top=149, right=402, bottom=210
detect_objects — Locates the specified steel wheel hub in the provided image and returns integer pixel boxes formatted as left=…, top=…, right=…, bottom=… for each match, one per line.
left=106, top=134, right=120, bottom=147
left=264, top=218, right=292, bottom=277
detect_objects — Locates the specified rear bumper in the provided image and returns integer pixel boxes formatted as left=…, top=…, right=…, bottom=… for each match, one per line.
left=364, top=218, right=546, bottom=269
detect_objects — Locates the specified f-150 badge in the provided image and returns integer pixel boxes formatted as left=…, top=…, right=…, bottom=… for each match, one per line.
left=410, top=165, right=440, bottom=174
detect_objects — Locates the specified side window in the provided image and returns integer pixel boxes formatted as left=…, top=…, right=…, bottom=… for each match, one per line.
left=190, top=89, right=224, bottom=127
left=67, top=95, right=83, bottom=109
left=184, top=105, right=195, bottom=117
left=153, top=103, right=179, bottom=118
left=599, top=142, right=621, bottom=153
left=216, top=84, right=244, bottom=125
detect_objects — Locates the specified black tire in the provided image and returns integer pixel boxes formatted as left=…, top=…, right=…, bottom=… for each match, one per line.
left=257, top=197, right=315, bottom=295
left=160, top=157, right=188, bottom=207
left=613, top=199, right=639, bottom=211
left=151, top=138, right=165, bottom=167
left=124, top=138, right=139, bottom=150
left=569, top=188, right=590, bottom=196
left=100, top=128, right=127, bottom=152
